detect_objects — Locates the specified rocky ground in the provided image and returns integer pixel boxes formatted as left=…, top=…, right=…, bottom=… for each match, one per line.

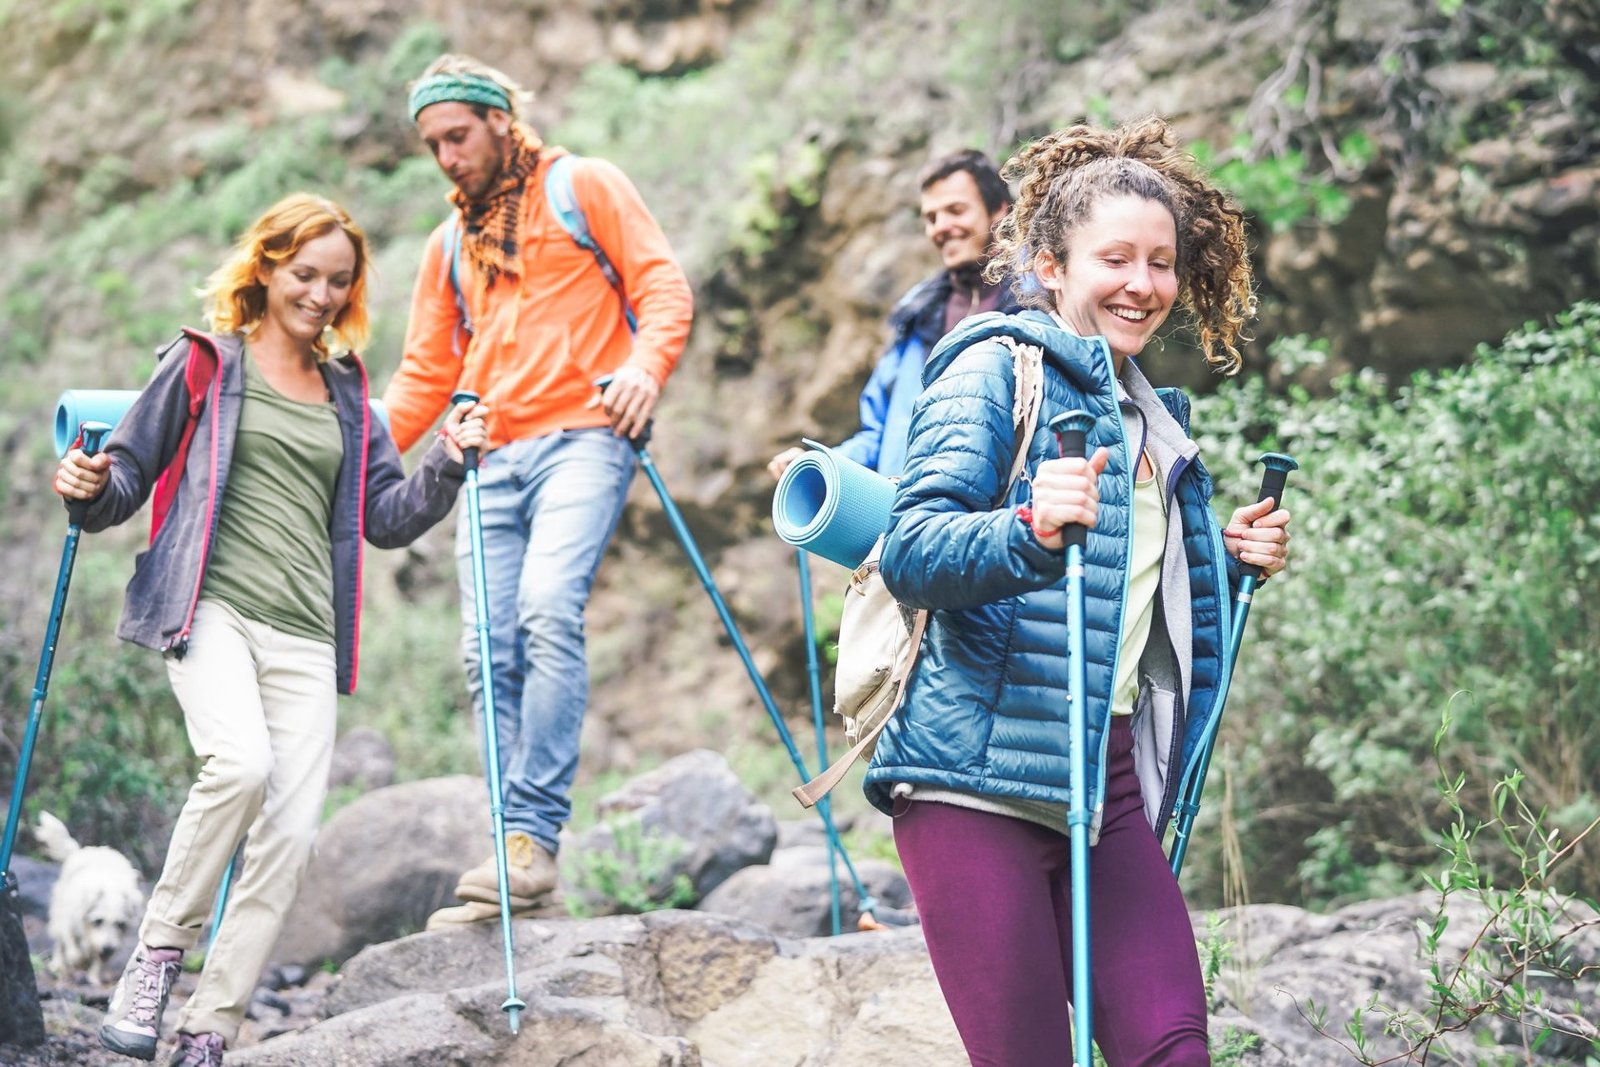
left=4, top=758, right=1596, bottom=1066
left=6, top=963, right=335, bottom=1066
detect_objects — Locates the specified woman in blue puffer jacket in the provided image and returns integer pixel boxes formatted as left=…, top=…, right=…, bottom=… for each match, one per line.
left=870, top=118, right=1292, bottom=1066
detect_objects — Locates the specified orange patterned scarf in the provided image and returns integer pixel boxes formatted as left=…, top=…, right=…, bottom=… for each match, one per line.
left=449, top=124, right=544, bottom=288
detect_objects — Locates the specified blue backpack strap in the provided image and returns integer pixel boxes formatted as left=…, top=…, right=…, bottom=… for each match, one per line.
left=544, top=154, right=638, bottom=335
left=439, top=212, right=473, bottom=356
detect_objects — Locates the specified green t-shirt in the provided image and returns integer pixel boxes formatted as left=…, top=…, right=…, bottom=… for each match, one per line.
left=201, top=356, right=343, bottom=644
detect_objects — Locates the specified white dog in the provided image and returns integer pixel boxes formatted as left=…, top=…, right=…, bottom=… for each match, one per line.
left=34, top=811, right=145, bottom=985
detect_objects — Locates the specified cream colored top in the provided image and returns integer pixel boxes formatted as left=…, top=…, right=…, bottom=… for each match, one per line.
left=1110, top=456, right=1166, bottom=715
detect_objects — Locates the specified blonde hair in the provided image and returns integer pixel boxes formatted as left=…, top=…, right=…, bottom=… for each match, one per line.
left=989, top=117, right=1255, bottom=373
left=199, top=193, right=371, bottom=360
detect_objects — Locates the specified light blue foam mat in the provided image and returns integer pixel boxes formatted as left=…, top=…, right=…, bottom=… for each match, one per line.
left=54, top=390, right=392, bottom=456
left=53, top=391, right=138, bottom=456
left=771, top=440, right=896, bottom=570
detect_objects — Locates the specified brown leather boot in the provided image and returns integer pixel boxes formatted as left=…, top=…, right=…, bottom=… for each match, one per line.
left=425, top=895, right=566, bottom=931
left=453, top=831, right=559, bottom=906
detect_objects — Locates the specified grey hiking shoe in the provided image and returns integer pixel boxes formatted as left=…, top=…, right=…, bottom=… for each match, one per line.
left=100, top=945, right=183, bottom=1060
left=167, top=1031, right=225, bottom=1066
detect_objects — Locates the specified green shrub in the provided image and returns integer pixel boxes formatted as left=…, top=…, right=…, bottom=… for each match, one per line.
left=1183, top=302, right=1600, bottom=908
left=1304, top=707, right=1600, bottom=1062
left=566, top=814, right=695, bottom=917
left=1, top=548, right=186, bottom=873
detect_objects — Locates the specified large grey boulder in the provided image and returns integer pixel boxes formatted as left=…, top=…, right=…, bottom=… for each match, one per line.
left=1207, top=892, right=1600, bottom=1064
left=568, top=750, right=776, bottom=914
left=698, top=846, right=913, bottom=938
left=326, top=726, right=397, bottom=794
left=0, top=893, right=44, bottom=1048
left=271, top=776, right=490, bottom=969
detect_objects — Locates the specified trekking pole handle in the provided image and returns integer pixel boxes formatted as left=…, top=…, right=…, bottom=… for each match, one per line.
left=1048, top=410, right=1095, bottom=551
left=592, top=375, right=653, bottom=447
left=64, top=422, right=113, bottom=527
left=450, top=391, right=481, bottom=470
left=1241, top=452, right=1298, bottom=582
left=79, top=422, right=112, bottom=457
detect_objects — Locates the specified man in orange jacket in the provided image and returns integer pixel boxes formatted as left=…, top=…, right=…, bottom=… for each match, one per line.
left=383, top=54, right=693, bottom=927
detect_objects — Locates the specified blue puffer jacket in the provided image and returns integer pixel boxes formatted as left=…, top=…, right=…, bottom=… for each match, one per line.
left=835, top=271, right=1023, bottom=477
left=865, top=310, right=1234, bottom=838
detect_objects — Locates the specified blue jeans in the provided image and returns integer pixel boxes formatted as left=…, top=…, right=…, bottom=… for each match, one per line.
left=456, top=429, right=635, bottom=854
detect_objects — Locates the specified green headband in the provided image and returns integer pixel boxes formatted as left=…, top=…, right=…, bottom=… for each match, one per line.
left=408, top=73, right=512, bottom=122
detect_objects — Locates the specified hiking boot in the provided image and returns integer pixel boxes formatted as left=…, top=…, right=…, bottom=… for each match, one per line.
left=99, top=945, right=184, bottom=1061
left=167, top=1031, right=225, bottom=1066
left=425, top=894, right=567, bottom=932
left=453, top=831, right=559, bottom=906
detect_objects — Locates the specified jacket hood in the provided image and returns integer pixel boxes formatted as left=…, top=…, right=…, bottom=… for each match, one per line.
left=923, top=308, right=1114, bottom=400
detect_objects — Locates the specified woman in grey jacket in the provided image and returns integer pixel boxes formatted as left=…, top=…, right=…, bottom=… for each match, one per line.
left=54, top=193, right=487, bottom=1067
left=872, top=119, right=1291, bottom=1065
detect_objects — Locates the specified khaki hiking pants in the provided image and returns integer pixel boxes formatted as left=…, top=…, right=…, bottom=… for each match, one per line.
left=141, top=599, right=336, bottom=1041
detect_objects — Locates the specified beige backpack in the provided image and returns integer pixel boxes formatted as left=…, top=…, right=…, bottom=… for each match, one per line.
left=793, top=339, right=1045, bottom=807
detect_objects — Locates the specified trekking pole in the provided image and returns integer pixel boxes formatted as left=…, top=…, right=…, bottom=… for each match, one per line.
left=1049, top=410, right=1097, bottom=1067
left=206, top=840, right=243, bottom=955
left=796, top=549, right=842, bottom=936
left=1, top=422, right=112, bottom=887
left=452, top=390, right=526, bottom=1035
left=595, top=378, right=881, bottom=929
left=1169, top=452, right=1297, bottom=880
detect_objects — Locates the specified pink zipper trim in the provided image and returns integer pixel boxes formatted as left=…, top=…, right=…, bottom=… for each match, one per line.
left=172, top=334, right=224, bottom=651
left=349, top=359, right=371, bottom=692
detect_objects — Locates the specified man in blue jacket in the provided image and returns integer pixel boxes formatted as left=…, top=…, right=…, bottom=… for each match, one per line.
left=768, top=150, right=1020, bottom=479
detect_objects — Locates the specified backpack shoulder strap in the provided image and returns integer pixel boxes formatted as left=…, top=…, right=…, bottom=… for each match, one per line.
left=544, top=154, right=638, bottom=335
left=1004, top=338, right=1045, bottom=490
left=149, top=331, right=221, bottom=544
left=438, top=213, right=473, bottom=353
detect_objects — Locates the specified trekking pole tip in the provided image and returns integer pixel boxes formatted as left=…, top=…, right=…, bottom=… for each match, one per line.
left=503, top=996, right=526, bottom=1033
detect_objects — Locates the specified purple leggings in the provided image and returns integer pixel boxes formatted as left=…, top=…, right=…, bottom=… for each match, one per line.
left=893, top=717, right=1209, bottom=1066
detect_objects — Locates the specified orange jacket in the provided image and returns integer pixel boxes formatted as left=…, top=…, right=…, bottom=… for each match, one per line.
left=382, top=148, right=694, bottom=452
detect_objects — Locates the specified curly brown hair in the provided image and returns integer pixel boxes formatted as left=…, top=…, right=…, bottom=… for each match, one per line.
left=986, top=116, right=1254, bottom=373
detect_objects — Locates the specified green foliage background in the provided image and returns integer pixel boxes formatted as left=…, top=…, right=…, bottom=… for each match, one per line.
left=0, top=0, right=1596, bottom=922
left=1183, top=303, right=1600, bottom=907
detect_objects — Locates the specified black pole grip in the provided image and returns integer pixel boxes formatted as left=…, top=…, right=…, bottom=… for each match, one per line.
left=1048, top=411, right=1095, bottom=551
left=1241, top=452, right=1298, bottom=581
left=450, top=391, right=480, bottom=470
left=592, top=374, right=653, bottom=448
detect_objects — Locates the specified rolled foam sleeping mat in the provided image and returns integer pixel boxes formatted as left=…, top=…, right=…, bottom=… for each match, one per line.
left=53, top=390, right=392, bottom=456
left=53, top=391, right=139, bottom=457
left=771, top=440, right=896, bottom=570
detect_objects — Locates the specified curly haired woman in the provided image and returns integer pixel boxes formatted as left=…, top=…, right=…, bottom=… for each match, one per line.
left=867, top=118, right=1292, bottom=1066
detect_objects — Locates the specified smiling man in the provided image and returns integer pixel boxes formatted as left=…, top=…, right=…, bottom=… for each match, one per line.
left=383, top=54, right=692, bottom=929
left=768, top=149, right=1018, bottom=480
